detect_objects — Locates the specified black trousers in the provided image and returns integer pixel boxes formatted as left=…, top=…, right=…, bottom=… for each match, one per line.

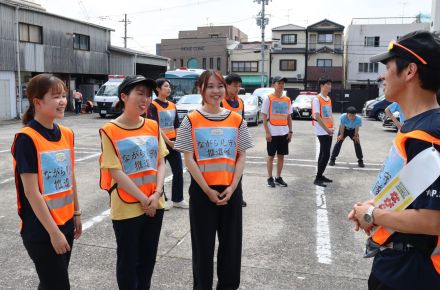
left=112, top=211, right=164, bottom=290
left=189, top=178, right=243, bottom=290
left=165, top=147, right=184, bottom=202
left=317, top=135, right=333, bottom=178
left=74, top=101, right=82, bottom=114
left=368, top=273, right=396, bottom=290
left=23, top=233, right=74, bottom=290
left=330, top=128, right=363, bottom=161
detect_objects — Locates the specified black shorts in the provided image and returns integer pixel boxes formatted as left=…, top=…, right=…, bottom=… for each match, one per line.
left=267, top=134, right=289, bottom=156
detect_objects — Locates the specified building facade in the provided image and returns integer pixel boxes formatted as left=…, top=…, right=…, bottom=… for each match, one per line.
left=344, top=18, right=429, bottom=90
left=157, top=26, right=248, bottom=74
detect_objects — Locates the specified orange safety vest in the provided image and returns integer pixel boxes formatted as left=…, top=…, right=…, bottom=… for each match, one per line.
left=99, top=119, right=159, bottom=203
left=188, top=110, right=242, bottom=186
left=11, top=125, right=75, bottom=226
left=268, top=94, right=291, bottom=126
left=152, top=100, right=177, bottom=139
left=222, top=97, right=244, bottom=116
left=312, top=95, right=333, bottom=129
left=371, top=130, right=440, bottom=274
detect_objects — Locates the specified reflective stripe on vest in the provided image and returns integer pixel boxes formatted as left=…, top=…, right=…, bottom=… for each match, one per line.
left=312, top=95, right=333, bottom=128
left=100, top=119, right=159, bottom=203
left=370, top=130, right=440, bottom=273
left=222, top=98, right=244, bottom=116
left=268, top=94, right=290, bottom=126
left=188, top=110, right=242, bottom=186
left=11, top=125, right=75, bottom=226
left=153, top=100, right=177, bottom=139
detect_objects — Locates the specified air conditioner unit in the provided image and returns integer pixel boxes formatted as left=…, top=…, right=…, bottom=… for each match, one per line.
left=297, top=74, right=302, bottom=79
left=272, top=41, right=282, bottom=50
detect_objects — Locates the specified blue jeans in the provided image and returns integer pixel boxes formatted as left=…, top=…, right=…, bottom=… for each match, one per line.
left=75, top=101, right=82, bottom=114
left=165, top=147, right=184, bottom=202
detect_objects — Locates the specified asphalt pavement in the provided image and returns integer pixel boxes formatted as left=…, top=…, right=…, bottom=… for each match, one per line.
left=0, top=112, right=397, bottom=289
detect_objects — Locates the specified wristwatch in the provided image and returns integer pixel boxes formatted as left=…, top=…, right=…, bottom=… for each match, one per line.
left=363, top=206, right=376, bottom=225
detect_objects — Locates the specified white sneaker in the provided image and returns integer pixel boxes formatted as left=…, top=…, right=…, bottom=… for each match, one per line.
left=164, top=201, right=173, bottom=211
left=173, top=200, right=189, bottom=209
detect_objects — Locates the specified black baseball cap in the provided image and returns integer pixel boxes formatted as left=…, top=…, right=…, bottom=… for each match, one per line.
left=370, top=31, right=440, bottom=69
left=272, top=76, right=287, bottom=84
left=118, top=75, right=157, bottom=97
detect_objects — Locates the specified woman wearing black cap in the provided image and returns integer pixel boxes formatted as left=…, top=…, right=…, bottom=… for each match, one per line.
left=99, top=75, right=168, bottom=289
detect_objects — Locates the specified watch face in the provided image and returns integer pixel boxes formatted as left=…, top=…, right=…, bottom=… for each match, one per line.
left=364, top=213, right=372, bottom=224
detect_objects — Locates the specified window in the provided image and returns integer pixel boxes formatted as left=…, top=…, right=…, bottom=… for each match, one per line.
left=217, top=57, right=221, bottom=70
left=280, top=59, right=297, bottom=71
left=231, top=61, right=258, bottom=72
left=317, top=59, right=332, bottom=67
left=358, top=62, right=378, bottom=73
left=180, top=59, right=184, bottom=67
left=73, top=33, right=90, bottom=51
left=202, top=58, right=206, bottom=69
left=19, top=23, right=42, bottom=44
left=209, top=57, right=213, bottom=69
left=318, top=33, right=333, bottom=43
left=364, top=36, right=380, bottom=47
left=281, top=34, right=297, bottom=44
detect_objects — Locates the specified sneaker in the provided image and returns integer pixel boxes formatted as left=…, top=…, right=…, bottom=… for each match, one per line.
left=328, top=160, right=335, bottom=166
left=242, top=200, right=247, bottom=207
left=164, top=201, right=173, bottom=211
left=275, top=177, right=288, bottom=187
left=358, top=160, right=365, bottom=168
left=267, top=177, right=275, bottom=188
left=173, top=200, right=189, bottom=209
left=313, top=178, right=327, bottom=187
left=321, top=176, right=333, bottom=183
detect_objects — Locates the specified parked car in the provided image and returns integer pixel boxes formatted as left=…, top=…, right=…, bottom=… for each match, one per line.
left=175, top=94, right=202, bottom=122
left=362, top=95, right=392, bottom=121
left=291, top=92, right=317, bottom=119
left=93, top=75, right=125, bottom=118
left=252, top=87, right=287, bottom=100
left=240, top=94, right=262, bottom=126
left=383, top=111, right=400, bottom=131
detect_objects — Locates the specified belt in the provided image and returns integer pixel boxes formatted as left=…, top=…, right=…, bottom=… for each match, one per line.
left=364, top=238, right=415, bottom=258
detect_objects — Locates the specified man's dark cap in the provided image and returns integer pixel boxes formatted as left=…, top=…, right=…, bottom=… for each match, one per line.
left=272, top=76, right=287, bottom=84
left=370, top=30, right=440, bottom=69
left=118, top=75, right=157, bottom=97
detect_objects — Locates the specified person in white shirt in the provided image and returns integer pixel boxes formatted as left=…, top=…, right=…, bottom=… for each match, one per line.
left=261, top=76, right=293, bottom=188
left=312, top=76, right=335, bottom=187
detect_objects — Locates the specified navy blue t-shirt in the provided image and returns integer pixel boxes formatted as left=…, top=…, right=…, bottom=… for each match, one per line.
left=220, top=98, right=245, bottom=117
left=147, top=99, right=180, bottom=140
left=372, top=108, right=440, bottom=290
left=13, top=120, right=74, bottom=242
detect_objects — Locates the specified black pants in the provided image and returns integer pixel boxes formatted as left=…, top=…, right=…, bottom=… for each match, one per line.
left=112, top=211, right=164, bottom=290
left=330, top=128, right=363, bottom=161
left=189, top=178, right=243, bottom=290
left=165, top=147, right=184, bottom=202
left=23, top=233, right=74, bottom=290
left=368, top=273, right=396, bottom=290
left=74, top=101, right=81, bottom=114
left=317, top=135, right=333, bottom=178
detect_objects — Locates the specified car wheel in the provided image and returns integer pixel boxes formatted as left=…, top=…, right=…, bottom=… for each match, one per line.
left=99, top=113, right=106, bottom=118
left=375, top=110, right=386, bottom=121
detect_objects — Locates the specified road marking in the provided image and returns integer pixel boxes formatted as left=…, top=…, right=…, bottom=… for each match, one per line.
left=245, top=160, right=380, bottom=171
left=315, top=139, right=332, bottom=264
left=246, top=155, right=382, bottom=166
left=0, top=149, right=10, bottom=153
left=0, top=177, right=14, bottom=185
left=82, top=168, right=187, bottom=232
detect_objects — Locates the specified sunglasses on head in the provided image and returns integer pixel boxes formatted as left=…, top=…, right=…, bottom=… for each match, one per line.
left=388, top=40, right=427, bottom=65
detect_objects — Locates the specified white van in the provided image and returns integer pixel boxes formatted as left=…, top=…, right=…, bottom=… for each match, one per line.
left=93, top=75, right=125, bottom=117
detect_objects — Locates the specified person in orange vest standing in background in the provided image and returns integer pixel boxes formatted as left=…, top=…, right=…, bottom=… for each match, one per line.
left=222, top=73, right=247, bottom=207
left=312, top=76, right=335, bottom=187
left=261, top=76, right=293, bottom=188
left=174, top=70, right=254, bottom=290
left=348, top=31, right=440, bottom=290
left=148, top=78, right=188, bottom=210
left=99, top=75, right=168, bottom=289
left=11, top=74, right=82, bottom=289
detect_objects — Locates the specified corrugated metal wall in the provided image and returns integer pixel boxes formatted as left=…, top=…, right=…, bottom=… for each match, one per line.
left=0, top=4, right=18, bottom=71
left=110, top=52, right=134, bottom=75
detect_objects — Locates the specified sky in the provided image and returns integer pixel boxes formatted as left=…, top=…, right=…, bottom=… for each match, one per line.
left=36, top=0, right=433, bottom=54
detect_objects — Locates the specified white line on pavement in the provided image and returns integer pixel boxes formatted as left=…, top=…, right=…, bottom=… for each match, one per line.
left=246, top=155, right=382, bottom=166
left=0, top=177, right=14, bottom=185
left=315, top=140, right=332, bottom=264
left=0, top=149, right=10, bottom=153
left=245, top=160, right=380, bottom=171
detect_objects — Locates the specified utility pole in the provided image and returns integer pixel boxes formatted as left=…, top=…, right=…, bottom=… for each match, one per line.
left=255, top=0, right=271, bottom=87
left=120, top=14, right=131, bottom=48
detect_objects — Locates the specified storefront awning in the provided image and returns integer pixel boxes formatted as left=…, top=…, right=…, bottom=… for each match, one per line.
left=240, top=75, right=268, bottom=87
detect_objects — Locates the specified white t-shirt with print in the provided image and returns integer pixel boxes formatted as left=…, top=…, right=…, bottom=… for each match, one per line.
left=261, top=95, right=293, bottom=136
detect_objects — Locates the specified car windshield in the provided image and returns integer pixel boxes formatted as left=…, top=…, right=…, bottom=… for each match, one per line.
left=241, top=96, right=258, bottom=106
left=177, top=94, right=202, bottom=104
left=168, top=78, right=198, bottom=97
left=295, top=95, right=314, bottom=103
left=96, top=84, right=119, bottom=96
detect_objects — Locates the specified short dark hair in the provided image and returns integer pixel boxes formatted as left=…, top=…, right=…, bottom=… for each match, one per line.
left=154, top=78, right=171, bottom=95
left=225, top=74, right=242, bottom=85
left=394, top=57, right=440, bottom=93
left=346, top=106, right=357, bottom=114
left=318, top=76, right=332, bottom=86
